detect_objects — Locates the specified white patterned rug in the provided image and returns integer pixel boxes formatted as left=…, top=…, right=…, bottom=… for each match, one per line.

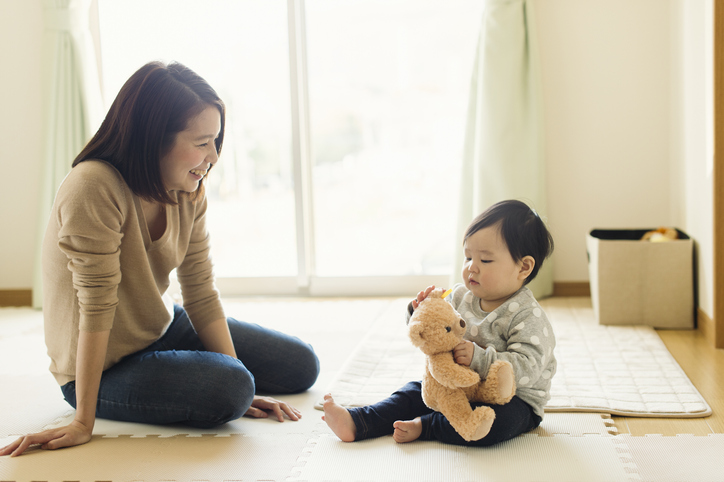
left=316, top=298, right=711, bottom=417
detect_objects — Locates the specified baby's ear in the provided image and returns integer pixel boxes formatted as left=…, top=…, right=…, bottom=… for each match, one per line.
left=518, top=256, right=535, bottom=280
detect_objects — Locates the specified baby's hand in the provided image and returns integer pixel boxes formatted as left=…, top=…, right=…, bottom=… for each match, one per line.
left=453, top=340, right=475, bottom=367
left=411, top=285, right=439, bottom=311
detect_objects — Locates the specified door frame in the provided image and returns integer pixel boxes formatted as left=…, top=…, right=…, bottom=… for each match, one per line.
left=713, top=0, right=723, bottom=348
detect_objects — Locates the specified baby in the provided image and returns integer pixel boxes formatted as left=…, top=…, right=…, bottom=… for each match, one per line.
left=323, top=200, right=556, bottom=446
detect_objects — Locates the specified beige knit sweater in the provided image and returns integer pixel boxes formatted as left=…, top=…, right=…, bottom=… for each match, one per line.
left=42, top=160, right=225, bottom=386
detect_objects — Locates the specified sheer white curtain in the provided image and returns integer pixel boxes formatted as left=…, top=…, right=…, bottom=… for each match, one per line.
left=454, top=0, right=552, bottom=298
left=33, top=0, right=103, bottom=308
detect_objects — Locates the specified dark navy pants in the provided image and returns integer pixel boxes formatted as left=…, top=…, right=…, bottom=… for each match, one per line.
left=349, top=381, right=541, bottom=446
left=61, top=304, right=320, bottom=428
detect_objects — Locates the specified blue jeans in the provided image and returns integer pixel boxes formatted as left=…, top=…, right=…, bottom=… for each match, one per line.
left=349, top=381, right=541, bottom=446
left=61, top=304, right=320, bottom=428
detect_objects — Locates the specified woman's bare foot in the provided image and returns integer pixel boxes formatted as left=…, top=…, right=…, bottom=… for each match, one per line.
left=392, top=418, right=422, bottom=443
left=322, top=394, right=356, bottom=442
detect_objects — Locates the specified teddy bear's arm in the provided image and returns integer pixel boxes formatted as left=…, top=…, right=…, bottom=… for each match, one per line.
left=428, top=352, right=480, bottom=389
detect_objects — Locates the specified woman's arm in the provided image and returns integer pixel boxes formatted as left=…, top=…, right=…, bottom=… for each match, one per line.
left=196, top=318, right=237, bottom=358
left=74, top=329, right=111, bottom=430
left=0, top=329, right=109, bottom=457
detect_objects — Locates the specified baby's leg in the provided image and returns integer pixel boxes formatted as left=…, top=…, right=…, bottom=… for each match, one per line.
left=322, top=394, right=356, bottom=442
left=341, top=381, right=432, bottom=441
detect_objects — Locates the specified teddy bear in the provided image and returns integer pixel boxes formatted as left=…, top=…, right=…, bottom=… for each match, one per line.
left=641, top=227, right=678, bottom=242
left=408, top=288, right=516, bottom=442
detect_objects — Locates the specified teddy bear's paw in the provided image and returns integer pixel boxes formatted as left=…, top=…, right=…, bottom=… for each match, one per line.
left=470, top=416, right=495, bottom=441
left=460, top=406, right=495, bottom=441
left=484, top=360, right=516, bottom=404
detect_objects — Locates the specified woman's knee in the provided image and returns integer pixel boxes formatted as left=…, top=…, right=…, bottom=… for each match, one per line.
left=284, top=339, right=320, bottom=392
left=190, top=360, right=256, bottom=428
left=225, top=318, right=320, bottom=393
left=255, top=338, right=320, bottom=394
left=219, top=359, right=256, bottom=407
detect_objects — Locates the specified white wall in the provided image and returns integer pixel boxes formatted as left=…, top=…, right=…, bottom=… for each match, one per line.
left=0, top=0, right=43, bottom=289
left=535, top=0, right=713, bottom=317
left=0, top=0, right=714, bottom=317
left=536, top=0, right=677, bottom=281
left=679, top=0, right=714, bottom=317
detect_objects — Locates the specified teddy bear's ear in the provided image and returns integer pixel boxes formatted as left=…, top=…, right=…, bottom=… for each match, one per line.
left=429, top=288, right=444, bottom=298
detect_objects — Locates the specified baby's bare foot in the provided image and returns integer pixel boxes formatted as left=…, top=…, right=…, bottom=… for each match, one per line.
left=393, top=418, right=422, bottom=443
left=322, top=394, right=356, bottom=442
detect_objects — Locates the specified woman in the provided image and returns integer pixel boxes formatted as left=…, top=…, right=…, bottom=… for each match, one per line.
left=1, top=61, right=319, bottom=457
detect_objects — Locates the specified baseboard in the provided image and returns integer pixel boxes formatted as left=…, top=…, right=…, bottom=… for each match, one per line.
left=697, top=306, right=716, bottom=346
left=0, top=289, right=32, bottom=307
left=0, top=284, right=591, bottom=306
left=553, top=282, right=591, bottom=297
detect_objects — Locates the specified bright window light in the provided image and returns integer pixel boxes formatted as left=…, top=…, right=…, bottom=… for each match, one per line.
left=98, top=0, right=482, bottom=282
left=306, top=0, right=481, bottom=276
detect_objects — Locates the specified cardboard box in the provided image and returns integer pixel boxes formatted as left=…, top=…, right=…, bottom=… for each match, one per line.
left=586, top=229, right=694, bottom=328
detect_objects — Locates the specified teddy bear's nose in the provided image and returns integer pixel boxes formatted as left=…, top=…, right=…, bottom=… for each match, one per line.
left=460, top=319, right=466, bottom=328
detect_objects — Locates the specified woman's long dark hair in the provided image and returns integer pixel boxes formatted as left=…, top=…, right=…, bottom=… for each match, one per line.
left=74, top=61, right=225, bottom=204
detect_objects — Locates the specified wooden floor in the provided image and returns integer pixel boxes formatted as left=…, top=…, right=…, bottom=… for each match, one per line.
left=610, top=327, right=724, bottom=435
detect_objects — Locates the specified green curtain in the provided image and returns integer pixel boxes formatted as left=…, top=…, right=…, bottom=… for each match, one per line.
left=33, top=0, right=103, bottom=308
left=453, top=0, right=553, bottom=299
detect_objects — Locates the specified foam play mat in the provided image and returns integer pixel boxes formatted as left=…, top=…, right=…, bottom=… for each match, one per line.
left=290, top=433, right=633, bottom=482
left=1, top=300, right=719, bottom=482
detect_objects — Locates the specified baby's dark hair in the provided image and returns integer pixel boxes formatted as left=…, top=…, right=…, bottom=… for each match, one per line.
left=464, top=200, right=554, bottom=284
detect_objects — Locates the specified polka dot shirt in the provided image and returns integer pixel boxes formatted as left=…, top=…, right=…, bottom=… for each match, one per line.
left=448, top=284, right=557, bottom=418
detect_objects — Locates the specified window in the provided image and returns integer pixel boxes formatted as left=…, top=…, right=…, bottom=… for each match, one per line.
left=98, top=0, right=482, bottom=295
